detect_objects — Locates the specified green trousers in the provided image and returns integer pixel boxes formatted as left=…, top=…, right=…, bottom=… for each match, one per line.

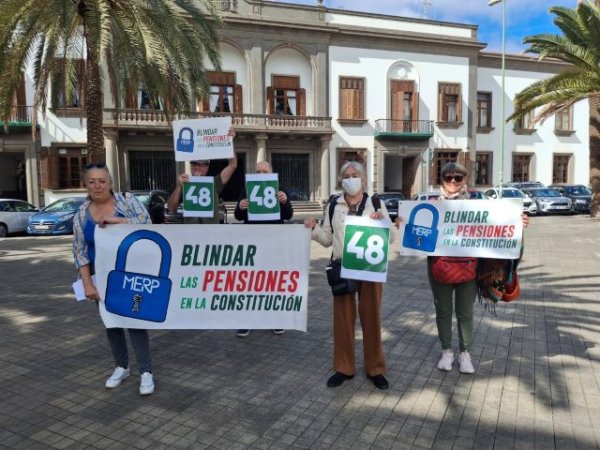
left=427, top=262, right=478, bottom=352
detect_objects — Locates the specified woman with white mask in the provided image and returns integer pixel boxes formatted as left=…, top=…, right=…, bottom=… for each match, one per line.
left=304, top=161, right=391, bottom=390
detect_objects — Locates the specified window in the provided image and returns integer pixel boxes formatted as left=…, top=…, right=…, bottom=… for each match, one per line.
left=438, top=83, right=462, bottom=123
left=52, top=59, right=85, bottom=109
left=515, top=110, right=535, bottom=134
left=336, top=148, right=366, bottom=188
left=267, top=75, right=305, bottom=116
left=199, top=72, right=242, bottom=113
left=391, top=80, right=418, bottom=132
left=58, top=149, right=87, bottom=189
left=433, top=150, right=459, bottom=185
left=512, top=154, right=532, bottom=182
left=475, top=152, right=492, bottom=186
left=477, top=92, right=492, bottom=129
left=555, top=106, right=573, bottom=132
left=339, top=77, right=365, bottom=120
left=553, top=154, right=571, bottom=184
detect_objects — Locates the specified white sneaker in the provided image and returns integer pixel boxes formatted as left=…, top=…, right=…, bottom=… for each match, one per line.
left=437, top=350, right=454, bottom=371
left=105, top=366, right=130, bottom=388
left=139, top=372, right=155, bottom=396
left=458, top=352, right=475, bottom=374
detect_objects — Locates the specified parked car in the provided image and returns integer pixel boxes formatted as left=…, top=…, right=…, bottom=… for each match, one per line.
left=27, top=197, right=86, bottom=235
left=547, top=184, right=592, bottom=213
left=521, top=187, right=572, bottom=215
left=504, top=181, right=545, bottom=190
left=411, top=191, right=441, bottom=201
left=129, top=190, right=169, bottom=224
left=483, top=187, right=539, bottom=215
left=467, top=188, right=486, bottom=200
left=0, top=199, right=39, bottom=237
left=376, top=192, right=405, bottom=220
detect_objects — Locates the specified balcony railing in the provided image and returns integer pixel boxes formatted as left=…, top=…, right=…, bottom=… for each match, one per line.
left=374, top=119, right=434, bottom=140
left=103, top=109, right=332, bottom=131
left=1, top=105, right=33, bottom=124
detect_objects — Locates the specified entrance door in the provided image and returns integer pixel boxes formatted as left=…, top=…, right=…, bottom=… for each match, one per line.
left=271, top=153, right=310, bottom=200
left=129, top=151, right=175, bottom=191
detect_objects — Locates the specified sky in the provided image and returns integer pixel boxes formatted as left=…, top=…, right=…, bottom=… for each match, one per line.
left=272, top=0, right=582, bottom=54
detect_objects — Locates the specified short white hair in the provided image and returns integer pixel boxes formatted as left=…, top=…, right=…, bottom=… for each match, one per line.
left=338, top=160, right=366, bottom=182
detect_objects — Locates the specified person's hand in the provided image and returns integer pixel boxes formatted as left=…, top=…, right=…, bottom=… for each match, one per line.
left=369, top=211, right=384, bottom=220
left=239, top=199, right=249, bottom=210
left=277, top=191, right=288, bottom=204
left=84, top=283, right=100, bottom=302
left=227, top=127, right=236, bottom=138
left=178, top=173, right=190, bottom=186
left=394, top=216, right=403, bottom=229
left=521, top=213, right=529, bottom=228
left=304, top=217, right=317, bottom=230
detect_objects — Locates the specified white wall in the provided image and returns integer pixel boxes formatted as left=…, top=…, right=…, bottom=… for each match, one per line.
left=330, top=46, right=471, bottom=190
left=477, top=66, right=589, bottom=186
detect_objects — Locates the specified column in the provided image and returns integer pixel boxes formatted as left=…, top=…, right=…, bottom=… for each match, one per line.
left=104, top=130, right=119, bottom=190
left=255, top=134, right=268, bottom=164
left=320, top=136, right=331, bottom=201
left=25, top=142, right=39, bottom=206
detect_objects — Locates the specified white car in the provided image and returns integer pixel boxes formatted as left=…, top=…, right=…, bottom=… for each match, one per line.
left=483, top=188, right=539, bottom=215
left=0, top=199, right=39, bottom=237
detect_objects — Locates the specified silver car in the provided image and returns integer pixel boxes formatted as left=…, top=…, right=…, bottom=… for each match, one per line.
left=483, top=188, right=538, bottom=215
left=0, top=198, right=39, bottom=237
left=521, top=188, right=572, bottom=215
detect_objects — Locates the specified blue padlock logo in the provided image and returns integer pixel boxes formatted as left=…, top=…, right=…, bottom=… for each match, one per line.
left=105, top=230, right=172, bottom=322
left=176, top=127, right=194, bottom=153
left=402, top=203, right=439, bottom=252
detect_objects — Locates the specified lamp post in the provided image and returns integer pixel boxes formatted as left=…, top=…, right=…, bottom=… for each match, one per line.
left=489, top=0, right=506, bottom=197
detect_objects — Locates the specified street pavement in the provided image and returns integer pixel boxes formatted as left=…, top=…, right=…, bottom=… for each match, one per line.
left=0, top=215, right=599, bottom=449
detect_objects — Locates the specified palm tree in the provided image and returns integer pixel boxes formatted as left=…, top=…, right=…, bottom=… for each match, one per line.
left=0, top=0, right=222, bottom=162
left=509, top=0, right=600, bottom=216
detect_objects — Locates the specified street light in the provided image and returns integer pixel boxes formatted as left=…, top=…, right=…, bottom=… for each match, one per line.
left=489, top=0, right=506, bottom=197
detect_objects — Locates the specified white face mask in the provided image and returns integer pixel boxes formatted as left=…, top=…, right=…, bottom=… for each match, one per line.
left=342, top=177, right=362, bottom=195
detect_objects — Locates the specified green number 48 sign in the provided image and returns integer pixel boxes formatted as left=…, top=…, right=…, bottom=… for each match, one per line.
left=183, top=176, right=215, bottom=218
left=246, top=173, right=280, bottom=221
left=341, top=216, right=391, bottom=282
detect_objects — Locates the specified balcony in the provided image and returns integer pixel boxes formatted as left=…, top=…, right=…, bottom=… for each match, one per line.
left=103, top=109, right=332, bottom=135
left=374, top=119, right=434, bottom=140
left=0, top=106, right=34, bottom=133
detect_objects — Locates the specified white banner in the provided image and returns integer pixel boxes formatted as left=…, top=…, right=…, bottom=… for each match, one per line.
left=173, top=117, right=234, bottom=161
left=94, top=224, right=310, bottom=331
left=398, top=199, right=523, bottom=258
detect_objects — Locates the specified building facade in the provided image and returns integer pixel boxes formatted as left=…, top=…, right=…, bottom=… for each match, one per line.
left=2, top=0, right=589, bottom=207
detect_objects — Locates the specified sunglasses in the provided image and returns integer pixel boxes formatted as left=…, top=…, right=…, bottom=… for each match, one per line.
left=84, top=163, right=107, bottom=170
left=443, top=174, right=464, bottom=183
left=190, top=161, right=209, bottom=167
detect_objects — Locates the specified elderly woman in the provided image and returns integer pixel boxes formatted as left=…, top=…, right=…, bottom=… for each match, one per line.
left=304, top=161, right=390, bottom=390
left=73, top=163, right=155, bottom=395
left=422, top=162, right=528, bottom=374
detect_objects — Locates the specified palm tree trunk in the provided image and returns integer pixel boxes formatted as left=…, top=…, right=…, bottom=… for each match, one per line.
left=85, top=37, right=104, bottom=163
left=590, top=0, right=600, bottom=217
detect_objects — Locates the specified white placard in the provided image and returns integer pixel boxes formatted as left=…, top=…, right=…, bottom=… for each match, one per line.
left=173, top=117, right=233, bottom=161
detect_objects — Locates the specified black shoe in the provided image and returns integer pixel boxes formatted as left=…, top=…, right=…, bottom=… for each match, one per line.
left=368, top=374, right=389, bottom=390
left=327, top=372, right=354, bottom=388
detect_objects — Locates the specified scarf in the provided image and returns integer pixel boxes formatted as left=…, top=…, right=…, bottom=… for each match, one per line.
left=439, top=184, right=468, bottom=200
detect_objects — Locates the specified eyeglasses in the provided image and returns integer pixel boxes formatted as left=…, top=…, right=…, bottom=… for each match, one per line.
left=443, top=174, right=464, bottom=183
left=190, top=161, right=209, bottom=167
left=84, top=163, right=107, bottom=170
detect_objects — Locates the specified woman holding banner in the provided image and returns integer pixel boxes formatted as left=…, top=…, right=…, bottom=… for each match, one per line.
left=304, top=161, right=390, bottom=390
left=72, top=163, right=156, bottom=395
left=414, top=162, right=528, bottom=374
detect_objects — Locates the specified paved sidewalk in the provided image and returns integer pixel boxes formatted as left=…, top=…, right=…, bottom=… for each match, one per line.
left=0, top=215, right=599, bottom=449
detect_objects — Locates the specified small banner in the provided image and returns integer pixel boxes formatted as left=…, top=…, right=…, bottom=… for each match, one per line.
left=173, top=117, right=233, bottom=161
left=182, top=176, right=214, bottom=218
left=246, top=173, right=281, bottom=221
left=340, top=216, right=392, bottom=283
left=398, top=199, right=523, bottom=258
left=94, top=224, right=310, bottom=331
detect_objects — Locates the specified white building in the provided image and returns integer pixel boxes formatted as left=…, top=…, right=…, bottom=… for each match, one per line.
left=1, top=0, right=588, bottom=207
